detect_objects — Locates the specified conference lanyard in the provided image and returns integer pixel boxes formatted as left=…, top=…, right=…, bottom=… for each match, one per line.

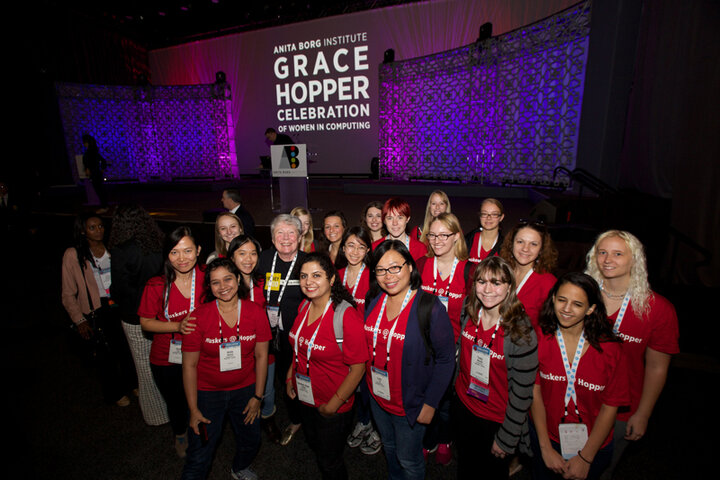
left=293, top=299, right=333, bottom=376
left=515, top=269, right=533, bottom=294
left=265, top=251, right=298, bottom=306
left=165, top=267, right=196, bottom=327
left=475, top=308, right=502, bottom=350
left=343, top=264, right=366, bottom=298
left=477, top=232, right=498, bottom=259
left=386, top=233, right=410, bottom=249
left=601, top=282, right=632, bottom=334
left=216, top=299, right=241, bottom=343
left=432, top=256, right=459, bottom=295
left=556, top=329, right=586, bottom=422
left=371, top=289, right=413, bottom=369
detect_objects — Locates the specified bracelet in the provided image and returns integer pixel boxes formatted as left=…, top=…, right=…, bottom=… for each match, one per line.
left=334, top=392, right=348, bottom=403
left=285, top=377, right=292, bottom=384
left=577, top=450, right=592, bottom=465
left=253, top=394, right=263, bottom=402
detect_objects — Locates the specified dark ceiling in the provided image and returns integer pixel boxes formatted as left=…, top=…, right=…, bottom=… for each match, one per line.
left=60, top=0, right=424, bottom=50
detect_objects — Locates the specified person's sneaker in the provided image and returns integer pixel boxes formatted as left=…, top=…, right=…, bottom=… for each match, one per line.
left=347, top=422, right=372, bottom=448
left=231, top=467, right=258, bottom=480
left=423, top=444, right=438, bottom=461
left=360, top=430, right=382, bottom=455
left=436, top=443, right=452, bottom=466
left=174, top=434, right=188, bottom=458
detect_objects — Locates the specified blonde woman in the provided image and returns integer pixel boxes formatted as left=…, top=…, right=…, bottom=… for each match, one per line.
left=291, top=206, right=314, bottom=253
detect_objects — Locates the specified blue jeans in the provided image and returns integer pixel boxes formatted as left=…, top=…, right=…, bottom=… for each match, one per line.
left=370, top=397, right=426, bottom=480
left=182, top=384, right=261, bottom=479
left=261, top=361, right=276, bottom=418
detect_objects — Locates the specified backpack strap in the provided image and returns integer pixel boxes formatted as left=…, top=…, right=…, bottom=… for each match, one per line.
left=333, top=300, right=352, bottom=352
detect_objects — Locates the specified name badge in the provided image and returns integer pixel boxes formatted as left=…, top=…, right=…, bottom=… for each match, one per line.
left=219, top=341, right=242, bottom=372
left=295, top=373, right=315, bottom=406
left=371, top=366, right=391, bottom=401
left=438, top=296, right=449, bottom=312
left=470, top=345, right=491, bottom=385
left=466, top=379, right=490, bottom=402
left=168, top=339, right=182, bottom=364
left=558, top=423, right=589, bottom=460
left=265, top=273, right=281, bottom=291
left=267, top=306, right=280, bottom=328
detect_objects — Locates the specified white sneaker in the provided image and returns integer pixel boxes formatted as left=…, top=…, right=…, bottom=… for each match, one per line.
left=347, top=422, right=372, bottom=448
left=360, top=430, right=382, bottom=455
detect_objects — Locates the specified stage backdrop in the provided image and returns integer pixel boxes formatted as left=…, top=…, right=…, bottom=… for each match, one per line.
left=149, top=0, right=578, bottom=176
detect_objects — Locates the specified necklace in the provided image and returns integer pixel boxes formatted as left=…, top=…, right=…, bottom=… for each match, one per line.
left=601, top=285, right=627, bottom=299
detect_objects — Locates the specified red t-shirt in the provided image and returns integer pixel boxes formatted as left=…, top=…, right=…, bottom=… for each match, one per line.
left=337, top=265, right=371, bottom=316
left=288, top=301, right=369, bottom=413
left=418, top=257, right=468, bottom=341
left=372, top=236, right=428, bottom=261
left=607, top=293, right=679, bottom=421
left=517, top=271, right=556, bottom=329
left=182, top=299, right=272, bottom=391
left=137, top=267, right=205, bottom=366
left=468, top=231, right=500, bottom=264
left=364, top=295, right=411, bottom=416
left=535, top=333, right=629, bottom=448
left=455, top=318, right=508, bottom=424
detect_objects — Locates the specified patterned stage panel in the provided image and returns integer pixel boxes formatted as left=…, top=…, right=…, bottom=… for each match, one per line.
left=56, top=82, right=237, bottom=182
left=379, top=1, right=590, bottom=186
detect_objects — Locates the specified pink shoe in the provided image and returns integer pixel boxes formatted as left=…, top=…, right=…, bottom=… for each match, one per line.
left=423, top=444, right=437, bottom=461
left=436, top=443, right=452, bottom=466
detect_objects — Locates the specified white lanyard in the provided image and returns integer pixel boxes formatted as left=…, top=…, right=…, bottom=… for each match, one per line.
left=432, top=256, right=459, bottom=295
left=477, top=232, right=498, bottom=259
left=165, top=267, right=196, bottom=322
left=343, top=264, right=366, bottom=298
left=601, top=282, right=632, bottom=334
left=293, top=299, right=333, bottom=375
left=386, top=233, right=410, bottom=249
left=371, top=289, right=413, bottom=368
left=265, top=252, right=298, bottom=305
left=556, top=329, right=586, bottom=419
left=515, top=269, right=533, bottom=294
left=216, top=299, right=241, bottom=342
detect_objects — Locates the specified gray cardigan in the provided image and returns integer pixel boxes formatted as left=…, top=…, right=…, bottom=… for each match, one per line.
left=457, top=312, right=538, bottom=455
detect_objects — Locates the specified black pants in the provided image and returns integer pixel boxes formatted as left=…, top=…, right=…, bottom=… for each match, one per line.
left=151, top=363, right=188, bottom=435
left=276, top=329, right=302, bottom=424
left=451, top=395, right=510, bottom=479
left=299, top=404, right=355, bottom=480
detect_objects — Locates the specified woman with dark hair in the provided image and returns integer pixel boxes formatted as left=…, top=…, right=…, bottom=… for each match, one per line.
left=138, top=226, right=205, bottom=457
left=466, top=198, right=505, bottom=264
left=585, top=231, right=679, bottom=479
left=206, top=212, right=244, bottom=263
left=371, top=197, right=427, bottom=261
left=363, top=240, right=455, bottom=479
left=335, top=226, right=373, bottom=315
left=361, top=201, right=385, bottom=243
left=285, top=252, right=368, bottom=479
left=453, top=256, right=537, bottom=479
left=500, top=220, right=558, bottom=329
left=316, top=211, right=347, bottom=264
left=530, top=273, right=627, bottom=480
left=61, top=213, right=135, bottom=406
left=108, top=204, right=166, bottom=425
left=182, top=258, right=270, bottom=480
left=228, top=235, right=281, bottom=442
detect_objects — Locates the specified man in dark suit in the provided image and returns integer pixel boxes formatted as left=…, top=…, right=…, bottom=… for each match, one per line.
left=221, top=188, right=256, bottom=237
left=265, top=127, right=293, bottom=145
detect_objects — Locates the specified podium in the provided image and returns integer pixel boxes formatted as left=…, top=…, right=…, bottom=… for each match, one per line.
left=270, top=144, right=308, bottom=212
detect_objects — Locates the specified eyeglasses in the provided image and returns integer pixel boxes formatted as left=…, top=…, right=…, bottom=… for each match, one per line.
left=426, top=233, right=453, bottom=242
left=375, top=262, right=407, bottom=276
left=479, top=212, right=502, bottom=218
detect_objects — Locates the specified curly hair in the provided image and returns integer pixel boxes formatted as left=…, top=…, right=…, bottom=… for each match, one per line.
left=538, top=272, right=620, bottom=351
left=108, top=204, right=164, bottom=254
left=499, top=221, right=557, bottom=274
left=291, top=206, right=314, bottom=253
left=424, top=213, right=468, bottom=261
left=299, top=252, right=356, bottom=308
left=584, top=230, right=652, bottom=318
left=464, top=256, right=533, bottom=345
left=419, top=190, right=451, bottom=244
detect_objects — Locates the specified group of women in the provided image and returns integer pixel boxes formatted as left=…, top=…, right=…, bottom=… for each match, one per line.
left=61, top=191, right=678, bottom=480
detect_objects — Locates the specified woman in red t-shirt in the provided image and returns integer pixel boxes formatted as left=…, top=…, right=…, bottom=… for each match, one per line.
left=315, top=211, right=347, bottom=264
left=206, top=212, right=243, bottom=263
left=286, top=252, right=368, bottom=479
left=361, top=201, right=385, bottom=244
left=181, top=257, right=270, bottom=480
left=371, top=197, right=427, bottom=261
left=138, top=226, right=205, bottom=457
left=453, top=256, right=537, bottom=479
left=585, top=230, right=679, bottom=478
left=466, top=198, right=505, bottom=264
left=500, top=221, right=558, bottom=329
left=530, top=273, right=627, bottom=480
left=335, top=226, right=373, bottom=316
